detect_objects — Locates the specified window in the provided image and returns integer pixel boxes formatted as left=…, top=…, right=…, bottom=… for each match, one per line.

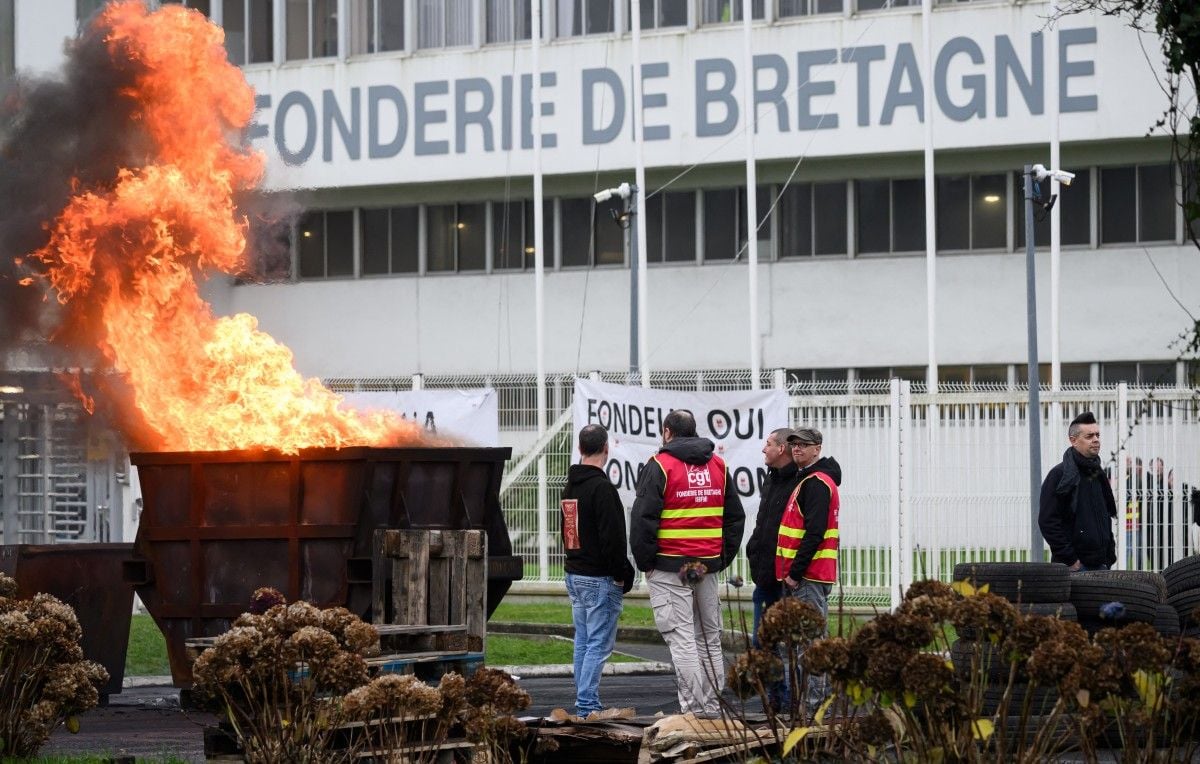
left=645, top=191, right=697, bottom=263
left=1016, top=169, right=1091, bottom=249
left=0, top=0, right=12, bottom=79
left=738, top=186, right=773, bottom=253
left=972, top=365, right=1009, bottom=387
left=348, top=0, right=405, bottom=54
left=425, top=203, right=486, bottom=272
left=936, top=173, right=1006, bottom=251
left=159, top=0, right=212, bottom=15
left=1139, top=361, right=1175, bottom=387
left=778, top=0, right=843, bottom=16
left=418, top=0, right=473, bottom=48
left=286, top=0, right=338, bottom=59
left=857, top=178, right=925, bottom=254
left=561, top=197, right=624, bottom=267
left=702, top=189, right=738, bottom=261
left=856, top=0, right=916, bottom=10
left=487, top=0, right=533, bottom=42
left=1061, top=363, right=1092, bottom=386
left=297, top=211, right=354, bottom=279
left=778, top=182, right=847, bottom=257
left=630, top=0, right=688, bottom=29
left=224, top=0, right=274, bottom=64
left=493, top=199, right=553, bottom=269
left=557, top=0, right=615, bottom=35
left=361, top=206, right=419, bottom=275
left=1101, top=164, right=1176, bottom=244
left=1101, top=361, right=1138, bottom=385
left=700, top=0, right=764, bottom=23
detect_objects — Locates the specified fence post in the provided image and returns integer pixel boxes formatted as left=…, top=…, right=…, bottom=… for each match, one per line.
left=1116, top=383, right=1129, bottom=571
left=411, top=374, right=424, bottom=391
left=773, top=368, right=786, bottom=390
left=889, top=379, right=903, bottom=609
left=899, top=381, right=913, bottom=598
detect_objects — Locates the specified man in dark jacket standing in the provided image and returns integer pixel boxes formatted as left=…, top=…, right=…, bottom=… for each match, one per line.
left=1038, top=411, right=1117, bottom=572
left=561, top=424, right=635, bottom=717
left=746, top=428, right=801, bottom=643
left=630, top=410, right=745, bottom=717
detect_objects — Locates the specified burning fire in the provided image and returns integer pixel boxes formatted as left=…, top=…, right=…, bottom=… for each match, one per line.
left=19, top=2, right=421, bottom=453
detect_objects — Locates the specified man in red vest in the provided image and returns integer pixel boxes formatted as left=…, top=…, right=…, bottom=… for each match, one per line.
left=630, top=409, right=745, bottom=717
left=775, top=427, right=842, bottom=716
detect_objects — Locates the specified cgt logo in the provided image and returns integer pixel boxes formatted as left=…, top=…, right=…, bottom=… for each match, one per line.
left=686, top=467, right=712, bottom=489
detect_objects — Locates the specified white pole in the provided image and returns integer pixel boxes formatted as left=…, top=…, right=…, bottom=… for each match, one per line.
left=631, top=0, right=649, bottom=388
left=922, top=0, right=937, bottom=395
left=532, top=0, right=549, bottom=583
left=741, top=0, right=761, bottom=390
left=1049, top=9, right=1062, bottom=392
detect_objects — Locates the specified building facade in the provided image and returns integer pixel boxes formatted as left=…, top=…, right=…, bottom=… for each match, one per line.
left=3, top=0, right=1198, bottom=390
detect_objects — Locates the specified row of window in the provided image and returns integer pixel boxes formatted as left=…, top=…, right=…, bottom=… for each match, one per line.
left=792, top=360, right=1185, bottom=391
left=77, top=0, right=997, bottom=65
left=285, top=163, right=1187, bottom=279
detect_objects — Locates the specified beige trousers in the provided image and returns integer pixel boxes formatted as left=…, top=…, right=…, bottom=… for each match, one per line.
left=646, top=568, right=725, bottom=715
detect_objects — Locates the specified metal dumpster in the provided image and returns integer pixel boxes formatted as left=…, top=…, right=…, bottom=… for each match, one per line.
left=0, top=543, right=135, bottom=699
left=125, top=447, right=523, bottom=686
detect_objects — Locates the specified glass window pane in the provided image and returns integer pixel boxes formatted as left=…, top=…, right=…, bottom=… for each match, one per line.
left=813, top=181, right=846, bottom=255
left=972, top=173, right=1006, bottom=249
left=361, top=208, right=390, bottom=275
left=595, top=198, right=624, bottom=265
left=457, top=203, right=486, bottom=271
left=665, top=191, right=696, bottom=262
left=426, top=204, right=455, bottom=271
left=445, top=0, right=473, bottom=46
left=558, top=0, right=582, bottom=36
left=939, top=365, right=971, bottom=386
left=192, top=0, right=212, bottom=15
left=391, top=206, right=419, bottom=273
left=1100, top=166, right=1137, bottom=244
left=815, top=0, right=841, bottom=13
left=561, top=198, right=591, bottom=267
left=1139, top=164, right=1175, bottom=242
left=703, top=189, right=738, bottom=261
left=645, top=194, right=664, bottom=263
left=738, top=185, right=772, bottom=250
left=856, top=179, right=890, bottom=254
left=493, top=200, right=524, bottom=270
left=701, top=0, right=733, bottom=22
left=660, top=0, right=688, bottom=26
left=973, top=364, right=1008, bottom=386
left=418, top=0, right=443, bottom=48
left=298, top=212, right=325, bottom=278
left=779, top=183, right=812, bottom=258
left=1061, top=363, right=1091, bottom=385
left=347, top=0, right=372, bottom=54
left=936, top=175, right=970, bottom=250
left=223, top=0, right=246, bottom=65
left=1102, top=362, right=1137, bottom=385
left=892, top=178, right=925, bottom=252
left=286, top=0, right=308, bottom=60
left=778, top=0, right=808, bottom=15
left=1062, top=169, right=1090, bottom=246
left=249, top=0, right=274, bottom=63
left=1139, top=361, right=1175, bottom=386
left=313, top=0, right=337, bottom=56
left=325, top=210, right=354, bottom=277
left=588, top=0, right=614, bottom=33
left=637, top=0, right=653, bottom=29
left=380, top=0, right=405, bottom=50
left=486, top=0, right=510, bottom=42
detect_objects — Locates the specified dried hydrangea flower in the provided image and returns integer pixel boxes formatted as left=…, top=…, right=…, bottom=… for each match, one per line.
left=873, top=612, right=935, bottom=650
left=678, top=561, right=707, bottom=586
left=726, top=648, right=784, bottom=699
left=803, top=636, right=853, bottom=680
left=248, top=587, right=286, bottom=615
left=758, top=597, right=826, bottom=646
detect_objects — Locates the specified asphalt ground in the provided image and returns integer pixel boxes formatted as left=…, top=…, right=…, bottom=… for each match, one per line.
left=40, top=640, right=763, bottom=762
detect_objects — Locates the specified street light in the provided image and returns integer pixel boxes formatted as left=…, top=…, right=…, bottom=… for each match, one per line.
left=595, top=183, right=641, bottom=382
left=1025, top=162, right=1072, bottom=562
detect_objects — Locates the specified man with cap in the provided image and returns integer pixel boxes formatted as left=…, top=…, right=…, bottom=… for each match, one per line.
left=630, top=409, right=745, bottom=717
left=774, top=426, right=842, bottom=716
left=1039, top=411, right=1117, bottom=572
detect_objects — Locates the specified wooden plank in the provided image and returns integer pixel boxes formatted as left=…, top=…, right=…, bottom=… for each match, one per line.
left=445, top=532, right=467, bottom=629
left=374, top=624, right=466, bottom=635
left=427, top=530, right=450, bottom=626
left=465, top=531, right=487, bottom=652
left=371, top=528, right=391, bottom=624
left=392, top=530, right=429, bottom=626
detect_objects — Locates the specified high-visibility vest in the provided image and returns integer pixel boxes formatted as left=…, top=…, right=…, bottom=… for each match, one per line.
left=653, top=451, right=727, bottom=560
left=1126, top=500, right=1140, bottom=531
left=775, top=471, right=840, bottom=584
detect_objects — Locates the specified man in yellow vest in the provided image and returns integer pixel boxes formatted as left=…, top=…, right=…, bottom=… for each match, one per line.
left=630, top=409, right=745, bottom=717
left=775, top=427, right=842, bottom=716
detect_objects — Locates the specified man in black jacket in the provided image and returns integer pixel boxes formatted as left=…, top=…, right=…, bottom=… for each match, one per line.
left=1038, top=411, right=1117, bottom=571
left=746, top=427, right=801, bottom=643
left=630, top=410, right=745, bottom=717
left=561, top=424, right=635, bottom=717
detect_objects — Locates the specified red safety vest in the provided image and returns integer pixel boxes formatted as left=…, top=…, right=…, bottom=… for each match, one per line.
left=652, top=452, right=727, bottom=560
left=775, top=471, right=840, bottom=584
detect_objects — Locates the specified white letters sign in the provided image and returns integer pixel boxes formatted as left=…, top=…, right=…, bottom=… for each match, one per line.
left=340, top=388, right=500, bottom=447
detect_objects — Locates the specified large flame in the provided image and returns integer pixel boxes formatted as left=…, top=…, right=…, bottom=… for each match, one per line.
left=22, top=2, right=420, bottom=453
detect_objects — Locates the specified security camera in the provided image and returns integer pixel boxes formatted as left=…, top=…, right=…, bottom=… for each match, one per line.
left=1031, top=164, right=1075, bottom=187
left=593, top=188, right=614, bottom=203
left=593, top=182, right=633, bottom=203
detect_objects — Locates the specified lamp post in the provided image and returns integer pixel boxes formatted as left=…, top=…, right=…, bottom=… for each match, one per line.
left=1025, top=162, right=1074, bottom=562
left=594, top=183, right=638, bottom=382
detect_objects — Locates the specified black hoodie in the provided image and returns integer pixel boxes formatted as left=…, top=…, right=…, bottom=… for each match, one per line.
left=784, top=456, right=843, bottom=583
left=561, top=463, right=635, bottom=589
left=629, top=436, right=746, bottom=574
left=746, top=460, right=800, bottom=588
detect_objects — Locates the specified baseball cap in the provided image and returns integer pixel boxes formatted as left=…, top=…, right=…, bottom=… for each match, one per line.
left=787, top=427, right=823, bottom=446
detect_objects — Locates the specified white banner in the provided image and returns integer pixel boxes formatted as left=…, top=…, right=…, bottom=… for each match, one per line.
left=571, top=379, right=789, bottom=517
left=340, top=388, right=500, bottom=447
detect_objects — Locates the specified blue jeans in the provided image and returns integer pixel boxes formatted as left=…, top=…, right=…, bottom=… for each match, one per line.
left=566, top=572, right=623, bottom=715
left=753, top=583, right=788, bottom=711
left=785, top=579, right=833, bottom=715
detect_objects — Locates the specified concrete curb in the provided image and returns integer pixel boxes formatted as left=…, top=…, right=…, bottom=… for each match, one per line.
left=491, top=621, right=750, bottom=650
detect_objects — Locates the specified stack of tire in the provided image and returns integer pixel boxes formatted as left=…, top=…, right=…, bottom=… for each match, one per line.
left=1067, top=570, right=1169, bottom=636
left=949, top=562, right=1074, bottom=722
left=1163, top=556, right=1200, bottom=637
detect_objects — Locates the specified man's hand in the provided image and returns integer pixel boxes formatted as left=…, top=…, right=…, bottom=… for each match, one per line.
left=783, top=576, right=799, bottom=590
left=1069, top=560, right=1083, bottom=571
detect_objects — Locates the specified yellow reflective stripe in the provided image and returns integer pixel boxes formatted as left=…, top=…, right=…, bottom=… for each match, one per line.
left=778, top=526, right=805, bottom=540
left=660, top=508, right=724, bottom=519
left=824, top=529, right=839, bottom=539
left=658, top=528, right=723, bottom=539
left=776, top=547, right=798, bottom=559
left=812, top=550, right=838, bottom=560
